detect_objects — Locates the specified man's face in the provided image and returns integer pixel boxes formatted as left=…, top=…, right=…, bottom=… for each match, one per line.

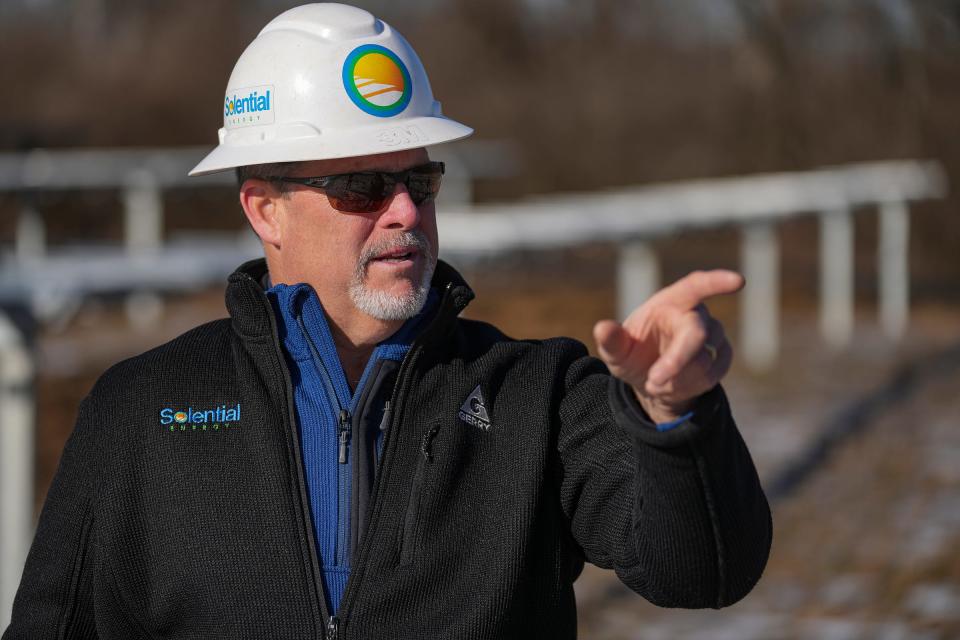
left=271, top=147, right=439, bottom=321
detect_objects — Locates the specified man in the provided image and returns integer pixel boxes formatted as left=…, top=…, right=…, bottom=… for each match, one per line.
left=4, top=4, right=770, bottom=639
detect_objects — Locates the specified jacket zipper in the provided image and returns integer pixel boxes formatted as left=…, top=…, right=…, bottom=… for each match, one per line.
left=298, top=315, right=354, bottom=567
left=336, top=408, right=351, bottom=565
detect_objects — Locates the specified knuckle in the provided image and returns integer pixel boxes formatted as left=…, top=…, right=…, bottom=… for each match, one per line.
left=608, top=356, right=627, bottom=370
left=645, top=379, right=671, bottom=396
left=680, top=270, right=702, bottom=289
left=660, top=356, right=680, bottom=374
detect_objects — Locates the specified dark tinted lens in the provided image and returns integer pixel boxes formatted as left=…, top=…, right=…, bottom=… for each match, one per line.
left=405, top=166, right=443, bottom=205
left=325, top=173, right=390, bottom=213
left=319, top=164, right=442, bottom=212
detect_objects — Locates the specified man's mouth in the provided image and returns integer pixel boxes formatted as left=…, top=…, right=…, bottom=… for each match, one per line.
left=370, top=246, right=418, bottom=264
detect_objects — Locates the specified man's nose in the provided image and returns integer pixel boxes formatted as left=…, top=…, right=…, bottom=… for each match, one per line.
left=377, top=183, right=422, bottom=230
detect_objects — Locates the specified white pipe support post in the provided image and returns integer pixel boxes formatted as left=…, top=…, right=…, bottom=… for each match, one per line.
left=740, top=223, right=780, bottom=372
left=878, top=200, right=910, bottom=339
left=819, top=208, right=855, bottom=349
left=617, top=240, right=660, bottom=321
left=15, top=204, right=45, bottom=263
left=123, top=169, right=163, bottom=254
left=123, top=170, right=165, bottom=327
left=0, top=313, right=35, bottom=631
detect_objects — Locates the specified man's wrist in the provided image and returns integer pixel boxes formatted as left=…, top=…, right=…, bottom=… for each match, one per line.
left=633, top=387, right=696, bottom=425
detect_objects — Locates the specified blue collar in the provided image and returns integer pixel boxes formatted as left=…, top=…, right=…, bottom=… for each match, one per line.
left=266, top=283, right=439, bottom=404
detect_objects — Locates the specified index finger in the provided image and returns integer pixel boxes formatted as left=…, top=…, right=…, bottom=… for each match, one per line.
left=651, top=269, right=745, bottom=310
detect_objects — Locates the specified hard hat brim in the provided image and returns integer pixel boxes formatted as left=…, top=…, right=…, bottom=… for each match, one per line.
left=188, top=116, right=473, bottom=177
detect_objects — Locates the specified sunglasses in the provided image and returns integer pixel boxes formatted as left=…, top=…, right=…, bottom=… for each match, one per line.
left=263, top=161, right=445, bottom=213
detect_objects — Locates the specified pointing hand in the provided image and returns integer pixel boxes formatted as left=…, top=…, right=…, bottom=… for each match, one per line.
left=593, top=270, right=744, bottom=424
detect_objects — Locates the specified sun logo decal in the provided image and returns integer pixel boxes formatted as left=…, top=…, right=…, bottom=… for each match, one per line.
left=342, top=44, right=412, bottom=117
left=174, top=411, right=188, bottom=424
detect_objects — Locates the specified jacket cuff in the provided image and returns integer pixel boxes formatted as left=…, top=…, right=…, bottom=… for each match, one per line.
left=607, top=377, right=728, bottom=448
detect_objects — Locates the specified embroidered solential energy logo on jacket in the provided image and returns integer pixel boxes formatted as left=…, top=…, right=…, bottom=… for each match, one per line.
left=224, top=85, right=274, bottom=128
left=160, top=403, right=241, bottom=432
left=342, top=44, right=412, bottom=117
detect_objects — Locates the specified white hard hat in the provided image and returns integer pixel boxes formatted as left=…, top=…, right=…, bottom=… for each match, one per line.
left=189, top=3, right=473, bottom=177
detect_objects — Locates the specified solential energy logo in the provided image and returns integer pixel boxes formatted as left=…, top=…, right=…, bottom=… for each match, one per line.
left=160, top=403, right=241, bottom=432
left=224, top=85, right=274, bottom=128
left=342, top=44, right=412, bottom=118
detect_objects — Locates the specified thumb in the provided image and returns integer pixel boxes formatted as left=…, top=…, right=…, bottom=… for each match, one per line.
left=593, top=319, right=639, bottom=379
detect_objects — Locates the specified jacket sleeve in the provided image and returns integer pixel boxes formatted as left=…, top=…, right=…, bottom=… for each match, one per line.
left=3, top=394, right=102, bottom=640
left=555, top=346, right=772, bottom=609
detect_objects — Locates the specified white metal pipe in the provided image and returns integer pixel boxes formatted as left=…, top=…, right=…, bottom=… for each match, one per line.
left=617, top=240, right=660, bottom=321
left=740, top=223, right=780, bottom=372
left=879, top=201, right=910, bottom=339
left=437, top=160, right=947, bottom=254
left=0, top=313, right=35, bottom=630
left=819, top=209, right=855, bottom=348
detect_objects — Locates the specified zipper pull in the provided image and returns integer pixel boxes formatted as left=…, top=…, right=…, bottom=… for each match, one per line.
left=326, top=615, right=339, bottom=639
left=420, top=423, right=441, bottom=462
left=379, top=400, right=392, bottom=432
left=338, top=409, right=351, bottom=464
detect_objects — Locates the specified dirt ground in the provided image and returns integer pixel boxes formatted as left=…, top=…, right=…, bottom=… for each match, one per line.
left=28, top=249, right=960, bottom=639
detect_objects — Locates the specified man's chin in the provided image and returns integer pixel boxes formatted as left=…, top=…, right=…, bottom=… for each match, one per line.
left=350, top=253, right=435, bottom=322
left=349, top=277, right=427, bottom=322
left=363, top=273, right=419, bottom=298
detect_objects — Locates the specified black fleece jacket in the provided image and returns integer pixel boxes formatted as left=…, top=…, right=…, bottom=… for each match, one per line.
left=4, top=258, right=771, bottom=640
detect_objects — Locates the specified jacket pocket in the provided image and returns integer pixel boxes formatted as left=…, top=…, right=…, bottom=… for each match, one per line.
left=58, top=506, right=95, bottom=640
left=399, top=423, right=441, bottom=566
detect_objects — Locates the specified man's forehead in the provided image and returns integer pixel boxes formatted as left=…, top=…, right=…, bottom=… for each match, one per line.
left=293, top=148, right=430, bottom=176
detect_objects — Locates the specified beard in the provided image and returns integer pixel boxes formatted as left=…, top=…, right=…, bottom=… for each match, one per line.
left=348, top=229, right=436, bottom=321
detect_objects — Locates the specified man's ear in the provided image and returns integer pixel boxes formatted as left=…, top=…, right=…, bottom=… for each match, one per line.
left=239, top=180, right=283, bottom=249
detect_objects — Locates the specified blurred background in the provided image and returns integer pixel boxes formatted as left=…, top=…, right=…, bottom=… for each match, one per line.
left=1, top=0, right=959, bottom=638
